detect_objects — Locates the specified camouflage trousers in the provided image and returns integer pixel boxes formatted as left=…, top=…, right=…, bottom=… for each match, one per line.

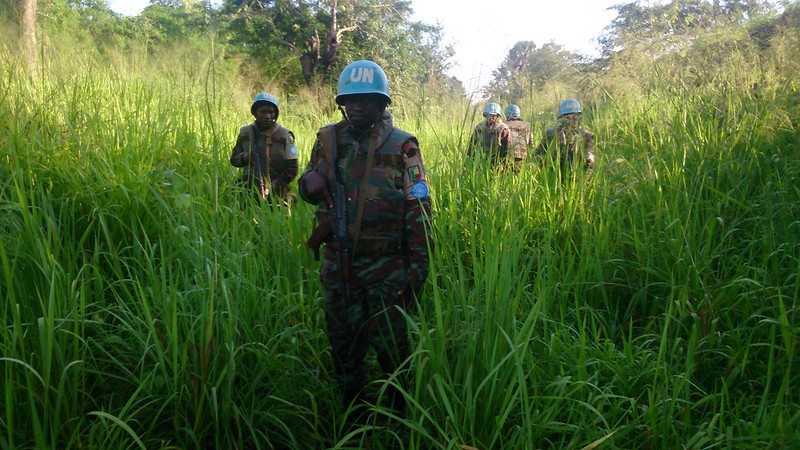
left=320, top=252, right=411, bottom=411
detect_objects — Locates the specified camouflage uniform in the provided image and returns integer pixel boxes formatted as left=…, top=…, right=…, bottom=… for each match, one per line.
left=506, top=118, right=534, bottom=169
left=299, top=110, right=433, bottom=411
left=467, top=119, right=511, bottom=165
left=230, top=122, right=298, bottom=204
left=535, top=117, right=596, bottom=171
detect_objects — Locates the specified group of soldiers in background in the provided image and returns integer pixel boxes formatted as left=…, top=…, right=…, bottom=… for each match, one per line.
left=468, top=98, right=596, bottom=173
left=229, top=92, right=597, bottom=208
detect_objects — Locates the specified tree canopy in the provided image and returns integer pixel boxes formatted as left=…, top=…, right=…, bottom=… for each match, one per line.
left=3, top=0, right=796, bottom=107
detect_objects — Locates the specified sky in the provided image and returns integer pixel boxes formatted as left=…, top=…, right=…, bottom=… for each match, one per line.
left=107, top=0, right=623, bottom=93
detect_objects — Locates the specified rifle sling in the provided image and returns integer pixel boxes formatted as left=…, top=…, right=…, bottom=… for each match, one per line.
left=351, top=133, right=378, bottom=257
left=317, top=123, right=377, bottom=262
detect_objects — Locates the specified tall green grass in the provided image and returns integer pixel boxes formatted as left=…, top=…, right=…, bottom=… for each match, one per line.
left=1, top=26, right=798, bottom=450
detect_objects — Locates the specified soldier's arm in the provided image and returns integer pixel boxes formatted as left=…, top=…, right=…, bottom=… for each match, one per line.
left=526, top=125, right=534, bottom=149
left=402, top=139, right=433, bottom=293
left=273, top=132, right=299, bottom=188
left=230, top=126, right=251, bottom=167
left=467, top=127, right=478, bottom=157
left=583, top=130, right=596, bottom=170
left=534, top=127, right=554, bottom=159
left=500, top=125, right=511, bottom=157
left=298, top=136, right=324, bottom=204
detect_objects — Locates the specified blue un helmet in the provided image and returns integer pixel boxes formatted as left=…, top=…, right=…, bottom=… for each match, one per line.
left=558, top=98, right=582, bottom=116
left=483, top=102, right=502, bottom=117
left=336, top=60, right=391, bottom=106
left=505, top=104, right=521, bottom=120
left=251, top=92, right=279, bottom=116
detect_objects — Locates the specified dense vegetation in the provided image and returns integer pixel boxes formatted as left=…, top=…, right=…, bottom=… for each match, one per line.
left=1, top=0, right=799, bottom=449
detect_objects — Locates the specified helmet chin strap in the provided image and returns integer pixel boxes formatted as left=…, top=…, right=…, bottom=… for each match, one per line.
left=338, top=105, right=351, bottom=126
left=339, top=104, right=382, bottom=130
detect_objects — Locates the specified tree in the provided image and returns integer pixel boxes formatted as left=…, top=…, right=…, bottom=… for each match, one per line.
left=298, top=0, right=357, bottom=85
left=599, top=0, right=777, bottom=59
left=484, top=41, right=581, bottom=103
left=598, top=0, right=712, bottom=59
left=220, top=0, right=454, bottom=91
left=717, top=0, right=774, bottom=22
left=22, top=0, right=38, bottom=75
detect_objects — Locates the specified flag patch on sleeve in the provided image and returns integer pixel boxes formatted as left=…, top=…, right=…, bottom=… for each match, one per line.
left=408, top=165, right=422, bottom=181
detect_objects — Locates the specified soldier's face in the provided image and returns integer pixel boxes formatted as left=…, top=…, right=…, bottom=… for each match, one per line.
left=485, top=113, right=499, bottom=125
left=343, top=94, right=385, bottom=129
left=254, top=104, right=277, bottom=128
left=561, top=113, right=580, bottom=125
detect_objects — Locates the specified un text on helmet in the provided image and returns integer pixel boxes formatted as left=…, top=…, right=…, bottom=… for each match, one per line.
left=350, top=68, right=374, bottom=84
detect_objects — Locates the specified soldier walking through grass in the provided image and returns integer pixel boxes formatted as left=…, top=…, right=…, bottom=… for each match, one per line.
left=504, top=104, right=534, bottom=170
left=299, top=60, right=434, bottom=443
left=467, top=101, right=511, bottom=166
left=230, top=92, right=299, bottom=206
left=535, top=98, right=596, bottom=174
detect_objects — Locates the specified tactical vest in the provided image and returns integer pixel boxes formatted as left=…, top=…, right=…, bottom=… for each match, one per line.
left=473, top=121, right=508, bottom=162
left=238, top=124, right=292, bottom=181
left=544, top=125, right=593, bottom=166
left=506, top=120, right=531, bottom=160
left=318, top=120, right=415, bottom=255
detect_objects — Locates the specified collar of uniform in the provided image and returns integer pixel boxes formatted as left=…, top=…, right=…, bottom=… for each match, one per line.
left=346, top=110, right=393, bottom=144
left=255, top=122, right=278, bottom=133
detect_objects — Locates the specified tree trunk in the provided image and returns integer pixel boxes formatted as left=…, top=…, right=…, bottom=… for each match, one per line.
left=21, top=0, right=38, bottom=76
left=298, top=0, right=357, bottom=86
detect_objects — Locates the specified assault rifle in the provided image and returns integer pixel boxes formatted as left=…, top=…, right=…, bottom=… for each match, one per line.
left=305, top=124, right=353, bottom=311
left=332, top=156, right=353, bottom=311
left=251, top=151, right=269, bottom=200
left=248, top=125, right=269, bottom=200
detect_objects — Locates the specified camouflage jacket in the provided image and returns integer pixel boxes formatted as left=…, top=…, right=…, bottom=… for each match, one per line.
left=467, top=119, right=511, bottom=163
left=299, top=111, right=433, bottom=286
left=535, top=122, right=595, bottom=169
left=230, top=122, right=299, bottom=193
left=506, top=118, right=533, bottom=160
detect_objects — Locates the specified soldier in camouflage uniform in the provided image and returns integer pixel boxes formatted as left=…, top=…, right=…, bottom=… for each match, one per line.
left=467, top=102, right=511, bottom=166
left=535, top=98, right=596, bottom=173
left=230, top=92, right=298, bottom=205
left=504, top=104, right=534, bottom=170
left=299, top=60, right=433, bottom=424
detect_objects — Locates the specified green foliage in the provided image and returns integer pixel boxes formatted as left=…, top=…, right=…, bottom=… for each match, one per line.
left=219, top=0, right=456, bottom=92
left=598, top=0, right=779, bottom=59
left=136, top=2, right=210, bottom=47
left=484, top=41, right=583, bottom=104
left=1, top=2, right=799, bottom=449
left=40, top=0, right=131, bottom=52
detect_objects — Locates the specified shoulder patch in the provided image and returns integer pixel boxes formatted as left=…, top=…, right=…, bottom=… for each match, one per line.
left=408, top=165, right=422, bottom=182
left=411, top=182, right=428, bottom=199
